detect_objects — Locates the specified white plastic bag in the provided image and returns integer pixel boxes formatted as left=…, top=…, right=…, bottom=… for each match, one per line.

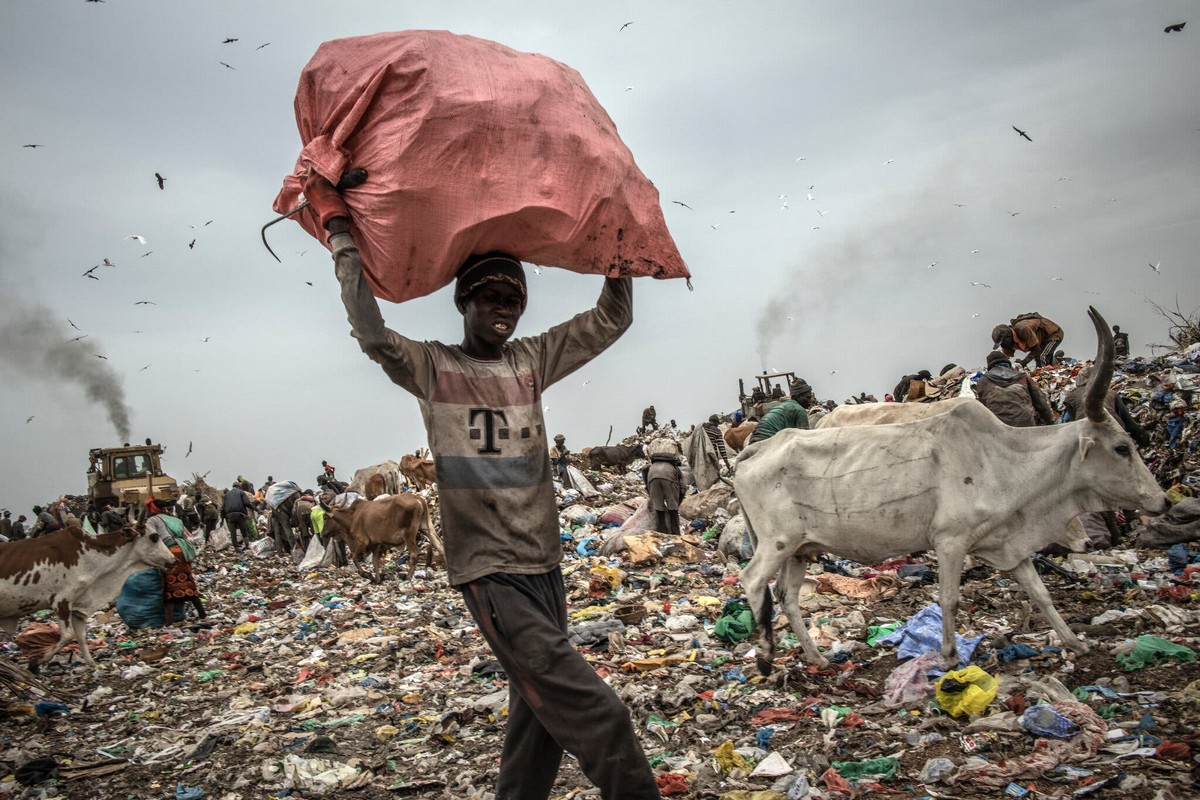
left=298, top=537, right=327, bottom=571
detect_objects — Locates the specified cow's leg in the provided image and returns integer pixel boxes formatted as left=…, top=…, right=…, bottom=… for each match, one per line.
left=41, top=611, right=88, bottom=666
left=372, top=547, right=385, bottom=585
left=778, top=556, right=826, bottom=665
left=934, top=545, right=966, bottom=668
left=1010, top=557, right=1088, bottom=654
left=738, top=522, right=791, bottom=675
left=350, top=550, right=373, bottom=581
left=70, top=612, right=96, bottom=666
left=406, top=534, right=418, bottom=581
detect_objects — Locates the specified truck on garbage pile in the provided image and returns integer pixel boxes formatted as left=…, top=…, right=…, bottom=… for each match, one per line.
left=739, top=370, right=799, bottom=420
left=87, top=441, right=181, bottom=519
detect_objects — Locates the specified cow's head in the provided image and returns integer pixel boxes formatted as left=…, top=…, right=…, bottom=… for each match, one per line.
left=1072, top=307, right=1168, bottom=516
left=322, top=509, right=351, bottom=543
left=128, top=524, right=179, bottom=571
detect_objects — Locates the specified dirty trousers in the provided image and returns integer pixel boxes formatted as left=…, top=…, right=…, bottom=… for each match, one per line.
left=461, top=570, right=660, bottom=800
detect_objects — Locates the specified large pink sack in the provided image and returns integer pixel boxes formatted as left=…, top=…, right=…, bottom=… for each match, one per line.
left=274, top=30, right=689, bottom=304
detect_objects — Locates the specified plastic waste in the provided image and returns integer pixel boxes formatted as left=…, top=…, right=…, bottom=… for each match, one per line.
left=1115, top=635, right=1196, bottom=671
left=935, top=666, right=998, bottom=717
left=918, top=757, right=957, bottom=783
left=830, top=757, right=899, bottom=782
left=713, top=601, right=754, bottom=643
left=877, top=604, right=983, bottom=664
left=882, top=650, right=941, bottom=709
left=1021, top=704, right=1080, bottom=738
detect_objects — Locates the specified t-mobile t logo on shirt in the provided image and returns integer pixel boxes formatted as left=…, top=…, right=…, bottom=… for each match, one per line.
left=469, top=408, right=509, bottom=454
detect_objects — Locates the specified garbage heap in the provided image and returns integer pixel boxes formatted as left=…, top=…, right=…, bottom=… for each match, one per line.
left=2, top=425, right=1199, bottom=799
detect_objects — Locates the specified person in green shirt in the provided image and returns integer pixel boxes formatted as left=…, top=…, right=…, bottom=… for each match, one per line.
left=748, top=379, right=815, bottom=444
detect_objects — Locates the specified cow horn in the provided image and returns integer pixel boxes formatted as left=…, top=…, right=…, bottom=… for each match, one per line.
left=1084, top=306, right=1114, bottom=422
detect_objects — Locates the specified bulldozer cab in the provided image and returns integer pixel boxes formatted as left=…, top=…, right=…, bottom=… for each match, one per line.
left=739, top=370, right=798, bottom=420
left=88, top=442, right=180, bottom=516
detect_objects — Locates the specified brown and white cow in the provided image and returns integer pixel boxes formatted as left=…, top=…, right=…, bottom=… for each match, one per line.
left=323, top=494, right=445, bottom=583
left=0, top=525, right=176, bottom=666
left=399, top=453, right=437, bottom=491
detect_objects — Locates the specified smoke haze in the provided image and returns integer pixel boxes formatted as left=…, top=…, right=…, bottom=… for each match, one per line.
left=0, top=302, right=132, bottom=440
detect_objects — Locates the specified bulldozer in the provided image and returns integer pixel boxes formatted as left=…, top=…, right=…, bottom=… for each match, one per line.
left=87, top=441, right=180, bottom=519
left=738, top=370, right=798, bottom=420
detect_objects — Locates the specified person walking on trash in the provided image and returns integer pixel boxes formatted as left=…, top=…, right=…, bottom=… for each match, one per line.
left=306, top=172, right=661, bottom=800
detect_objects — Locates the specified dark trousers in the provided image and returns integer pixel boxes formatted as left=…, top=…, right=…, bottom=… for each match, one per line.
left=225, top=513, right=247, bottom=549
left=461, top=570, right=660, bottom=800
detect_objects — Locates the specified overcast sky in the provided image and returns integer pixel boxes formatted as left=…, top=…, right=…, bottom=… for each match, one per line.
left=1, top=1, right=1197, bottom=514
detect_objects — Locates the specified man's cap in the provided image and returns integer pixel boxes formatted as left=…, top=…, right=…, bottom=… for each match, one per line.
left=455, top=253, right=527, bottom=313
left=32, top=505, right=42, bottom=514
left=790, top=378, right=812, bottom=396
left=991, top=324, right=1011, bottom=344
left=554, top=434, right=565, bottom=442
left=986, top=350, right=1010, bottom=368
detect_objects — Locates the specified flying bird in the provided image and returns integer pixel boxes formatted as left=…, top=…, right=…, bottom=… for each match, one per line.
left=83, top=265, right=100, bottom=278
left=1008, top=211, right=1021, bottom=217
left=22, top=144, right=43, bottom=148
left=67, top=334, right=88, bottom=343
left=305, top=281, right=313, bottom=286
left=1149, top=262, right=1162, bottom=274
left=188, top=239, right=196, bottom=249
left=222, top=37, right=239, bottom=43
left=255, top=42, right=270, bottom=50
left=295, top=249, right=308, bottom=257
left=1058, top=176, right=1070, bottom=181
left=26, top=416, right=34, bottom=424
left=1051, top=276, right=1064, bottom=281
left=619, top=21, right=633, bottom=31
left=953, top=203, right=966, bottom=208
left=884, top=159, right=894, bottom=165
left=811, top=226, right=820, bottom=230
left=927, top=262, right=938, bottom=269
left=795, top=156, right=807, bottom=161
left=155, top=172, right=165, bottom=190
left=806, top=192, right=815, bottom=201
left=970, top=249, right=980, bottom=254
left=124, top=234, right=147, bottom=245
left=1013, top=126, right=1032, bottom=141
left=189, top=220, right=213, bottom=229
left=94, top=354, right=107, bottom=360
left=139, top=364, right=151, bottom=372
left=710, top=223, right=720, bottom=229
left=186, top=441, right=193, bottom=458
left=971, top=313, right=981, bottom=318
left=1164, top=22, right=1186, bottom=33
left=671, top=201, right=693, bottom=210
left=970, top=281, right=992, bottom=288
left=102, top=258, right=115, bottom=267
left=134, top=300, right=157, bottom=305
left=582, top=380, right=590, bottom=386
left=624, top=86, right=634, bottom=92
left=533, top=266, right=542, bottom=275
left=219, top=62, right=236, bottom=70
left=140, top=251, right=153, bottom=258
left=68, top=318, right=80, bottom=331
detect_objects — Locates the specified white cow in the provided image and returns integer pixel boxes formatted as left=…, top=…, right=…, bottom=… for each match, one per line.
left=735, top=308, right=1168, bottom=674
left=815, top=398, right=964, bottom=429
left=0, top=525, right=177, bottom=666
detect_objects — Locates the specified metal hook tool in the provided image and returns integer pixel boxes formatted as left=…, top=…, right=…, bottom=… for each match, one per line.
left=260, top=167, right=368, bottom=262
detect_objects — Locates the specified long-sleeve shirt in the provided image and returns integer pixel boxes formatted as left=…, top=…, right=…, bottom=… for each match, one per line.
left=331, top=233, right=632, bottom=585
left=749, top=399, right=810, bottom=443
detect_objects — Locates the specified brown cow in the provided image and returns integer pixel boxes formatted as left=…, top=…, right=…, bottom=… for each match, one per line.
left=399, top=453, right=437, bottom=490
left=586, top=442, right=643, bottom=470
left=323, top=494, right=445, bottom=584
left=364, top=473, right=388, bottom=500
left=724, top=422, right=758, bottom=453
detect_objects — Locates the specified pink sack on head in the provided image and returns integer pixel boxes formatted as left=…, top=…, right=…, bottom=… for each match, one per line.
left=274, top=30, right=689, bottom=304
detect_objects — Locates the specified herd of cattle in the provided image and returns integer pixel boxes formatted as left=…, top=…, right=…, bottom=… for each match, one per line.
left=0, top=309, right=1191, bottom=673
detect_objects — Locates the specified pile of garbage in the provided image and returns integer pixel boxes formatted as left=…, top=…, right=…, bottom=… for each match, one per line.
left=3, top=461, right=1199, bottom=798
left=3, top=346, right=1199, bottom=798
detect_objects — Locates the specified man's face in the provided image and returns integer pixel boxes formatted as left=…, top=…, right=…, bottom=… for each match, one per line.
left=463, top=282, right=524, bottom=346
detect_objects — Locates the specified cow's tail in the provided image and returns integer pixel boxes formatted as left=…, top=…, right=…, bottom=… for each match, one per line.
left=421, top=497, right=445, bottom=560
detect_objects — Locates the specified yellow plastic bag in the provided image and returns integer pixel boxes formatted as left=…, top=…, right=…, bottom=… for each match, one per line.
left=935, top=666, right=998, bottom=717
left=713, top=741, right=751, bottom=774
